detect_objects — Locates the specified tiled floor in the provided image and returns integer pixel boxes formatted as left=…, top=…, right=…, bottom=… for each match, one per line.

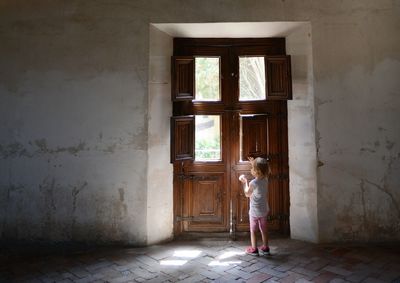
left=1, top=238, right=400, bottom=283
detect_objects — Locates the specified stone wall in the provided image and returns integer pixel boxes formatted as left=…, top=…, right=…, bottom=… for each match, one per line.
left=0, top=0, right=399, bottom=244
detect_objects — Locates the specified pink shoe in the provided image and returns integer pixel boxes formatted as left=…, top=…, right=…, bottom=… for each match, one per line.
left=259, top=245, right=270, bottom=256
left=245, top=246, right=259, bottom=256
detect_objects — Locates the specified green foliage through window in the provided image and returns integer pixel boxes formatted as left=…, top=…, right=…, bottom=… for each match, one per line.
left=195, top=115, right=221, bottom=161
left=239, top=57, right=266, bottom=101
left=195, top=57, right=220, bottom=101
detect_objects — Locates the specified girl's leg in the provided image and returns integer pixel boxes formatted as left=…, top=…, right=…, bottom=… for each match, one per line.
left=259, top=217, right=269, bottom=247
left=250, top=230, right=257, bottom=248
left=249, top=216, right=258, bottom=248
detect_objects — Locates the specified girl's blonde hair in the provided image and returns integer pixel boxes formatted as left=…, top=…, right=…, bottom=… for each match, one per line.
left=250, top=157, right=270, bottom=179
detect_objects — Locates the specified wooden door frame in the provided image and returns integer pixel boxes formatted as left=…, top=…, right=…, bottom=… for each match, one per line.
left=172, top=38, right=290, bottom=238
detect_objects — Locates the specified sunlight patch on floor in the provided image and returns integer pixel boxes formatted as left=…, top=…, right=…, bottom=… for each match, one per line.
left=159, top=259, right=188, bottom=266
left=218, top=250, right=245, bottom=260
left=173, top=249, right=202, bottom=258
left=159, top=248, right=243, bottom=267
left=208, top=260, right=242, bottom=266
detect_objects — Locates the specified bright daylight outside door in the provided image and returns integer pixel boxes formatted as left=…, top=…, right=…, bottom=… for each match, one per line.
left=171, top=38, right=291, bottom=238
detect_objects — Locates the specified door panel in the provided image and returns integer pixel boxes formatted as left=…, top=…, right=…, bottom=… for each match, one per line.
left=241, top=115, right=269, bottom=160
left=172, top=56, right=194, bottom=101
left=266, top=56, right=292, bottom=100
left=183, top=174, right=226, bottom=231
left=171, top=116, right=195, bottom=162
left=234, top=171, right=251, bottom=231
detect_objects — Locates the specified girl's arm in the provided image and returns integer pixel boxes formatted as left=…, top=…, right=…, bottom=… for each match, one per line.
left=244, top=181, right=254, bottom=197
left=239, top=175, right=253, bottom=197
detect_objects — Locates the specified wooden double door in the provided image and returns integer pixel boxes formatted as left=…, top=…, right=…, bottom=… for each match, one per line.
left=171, top=38, right=290, bottom=237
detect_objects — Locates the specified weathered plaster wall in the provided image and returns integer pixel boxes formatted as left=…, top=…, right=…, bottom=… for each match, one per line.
left=0, top=1, right=150, bottom=244
left=313, top=3, right=400, bottom=242
left=0, top=0, right=399, bottom=244
left=147, top=26, right=173, bottom=244
left=287, top=23, right=319, bottom=242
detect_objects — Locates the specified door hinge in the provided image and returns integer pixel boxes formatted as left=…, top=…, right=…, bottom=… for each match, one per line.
left=267, top=214, right=289, bottom=221
left=176, top=216, right=194, bottom=222
left=269, top=173, right=289, bottom=180
left=176, top=174, right=193, bottom=180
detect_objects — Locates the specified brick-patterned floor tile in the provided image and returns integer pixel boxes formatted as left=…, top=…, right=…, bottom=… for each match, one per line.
left=85, top=260, right=113, bottom=272
left=294, top=278, right=313, bottom=283
left=241, top=262, right=266, bottom=273
left=1, top=239, right=399, bottom=283
left=345, top=269, right=370, bottom=282
left=259, top=266, right=288, bottom=278
left=330, top=278, right=349, bottom=283
left=136, top=255, right=160, bottom=267
left=213, top=273, right=245, bottom=282
left=74, top=275, right=98, bottom=283
left=377, top=270, right=400, bottom=282
left=274, top=261, right=299, bottom=272
left=238, top=260, right=253, bottom=268
left=312, top=271, right=340, bottom=283
left=194, top=255, right=215, bottom=266
left=278, top=271, right=304, bottom=283
left=362, top=277, right=387, bottom=283
left=226, top=266, right=253, bottom=280
left=304, top=259, right=330, bottom=271
left=198, top=268, right=221, bottom=280
left=68, top=267, right=91, bottom=278
left=291, top=266, right=319, bottom=279
left=246, top=272, right=273, bottom=283
left=323, top=265, right=352, bottom=277
left=176, top=273, right=206, bottom=283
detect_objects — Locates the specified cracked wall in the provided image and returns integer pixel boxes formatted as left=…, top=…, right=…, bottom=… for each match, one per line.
left=0, top=0, right=399, bottom=244
left=314, top=5, right=400, bottom=241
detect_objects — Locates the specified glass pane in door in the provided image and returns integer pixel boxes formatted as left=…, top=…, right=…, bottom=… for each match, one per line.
left=239, top=56, right=266, bottom=101
left=195, top=57, right=220, bottom=101
left=195, top=115, right=221, bottom=161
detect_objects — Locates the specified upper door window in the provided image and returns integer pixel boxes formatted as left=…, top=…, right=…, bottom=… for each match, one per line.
left=239, top=56, right=266, bottom=101
left=195, top=115, right=221, bottom=161
left=195, top=57, right=221, bottom=101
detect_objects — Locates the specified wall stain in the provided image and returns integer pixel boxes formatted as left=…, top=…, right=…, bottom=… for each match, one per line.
left=38, top=177, right=57, bottom=235
left=72, top=182, right=88, bottom=214
left=316, top=98, right=333, bottom=106
left=363, top=178, right=400, bottom=220
left=103, top=144, right=117, bottom=153
left=360, top=180, right=368, bottom=232
left=2, top=184, right=25, bottom=238
left=385, top=140, right=395, bottom=150
left=118, top=188, right=125, bottom=202
left=114, top=188, right=128, bottom=221
left=0, top=142, right=33, bottom=158
left=330, top=159, right=400, bottom=240
left=35, top=139, right=87, bottom=156
left=360, top=147, right=376, bottom=153
left=126, top=130, right=146, bottom=150
left=1, top=134, right=146, bottom=159
left=71, top=182, right=88, bottom=238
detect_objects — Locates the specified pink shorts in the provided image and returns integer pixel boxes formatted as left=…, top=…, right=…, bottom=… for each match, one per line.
left=249, top=216, right=268, bottom=233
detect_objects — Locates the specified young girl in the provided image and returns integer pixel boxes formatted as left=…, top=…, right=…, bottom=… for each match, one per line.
left=239, top=157, right=270, bottom=256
